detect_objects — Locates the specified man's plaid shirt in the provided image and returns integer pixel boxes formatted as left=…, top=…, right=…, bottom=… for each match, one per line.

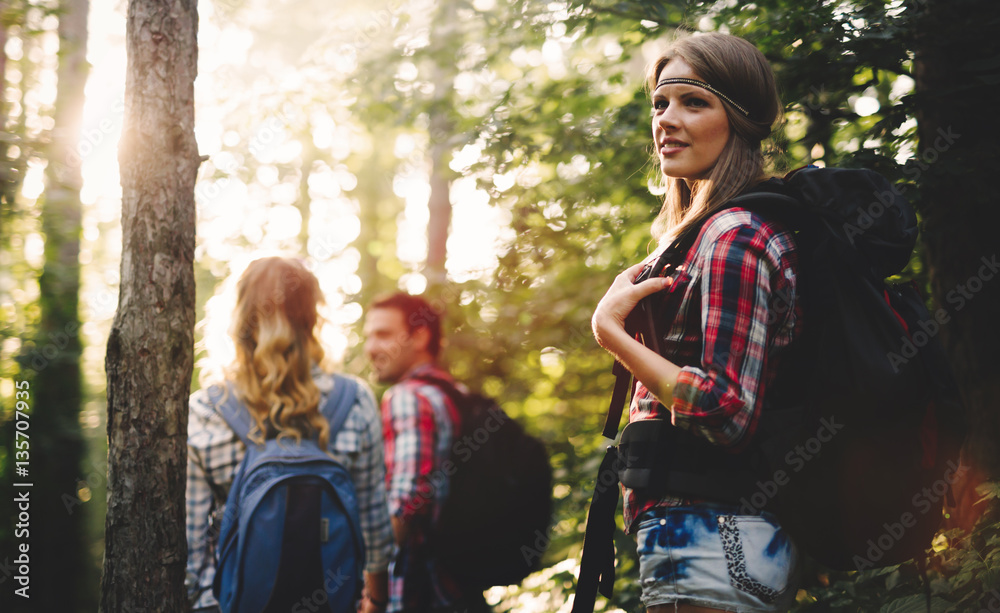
left=623, top=208, right=802, bottom=533
left=185, top=371, right=393, bottom=610
left=381, top=363, right=465, bottom=612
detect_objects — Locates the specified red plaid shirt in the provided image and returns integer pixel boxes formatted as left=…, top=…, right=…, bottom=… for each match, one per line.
left=623, top=208, right=802, bottom=533
left=381, top=363, right=465, bottom=611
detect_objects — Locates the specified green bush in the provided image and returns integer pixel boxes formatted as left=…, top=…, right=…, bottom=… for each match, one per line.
left=793, top=484, right=1000, bottom=613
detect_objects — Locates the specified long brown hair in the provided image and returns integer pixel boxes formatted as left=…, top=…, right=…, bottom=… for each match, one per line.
left=647, top=33, right=782, bottom=243
left=227, top=256, right=330, bottom=447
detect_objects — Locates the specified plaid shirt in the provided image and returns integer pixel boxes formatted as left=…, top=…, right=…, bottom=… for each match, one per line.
left=623, top=208, right=802, bottom=533
left=381, top=363, right=464, bottom=612
left=185, top=371, right=393, bottom=610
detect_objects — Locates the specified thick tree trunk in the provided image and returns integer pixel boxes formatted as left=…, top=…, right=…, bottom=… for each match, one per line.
left=26, top=0, right=90, bottom=608
left=101, top=0, right=200, bottom=609
left=912, top=0, right=1000, bottom=528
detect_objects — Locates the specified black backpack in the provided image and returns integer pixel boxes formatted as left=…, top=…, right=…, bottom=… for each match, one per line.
left=412, top=374, right=554, bottom=590
left=573, top=167, right=966, bottom=613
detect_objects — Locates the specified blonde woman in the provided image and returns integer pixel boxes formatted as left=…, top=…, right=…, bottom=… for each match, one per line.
left=185, top=257, right=392, bottom=613
left=592, top=34, right=801, bottom=612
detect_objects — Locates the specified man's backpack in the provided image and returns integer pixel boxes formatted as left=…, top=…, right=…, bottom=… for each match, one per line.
left=412, top=374, right=554, bottom=590
left=573, top=167, right=966, bottom=613
left=210, top=375, right=365, bottom=613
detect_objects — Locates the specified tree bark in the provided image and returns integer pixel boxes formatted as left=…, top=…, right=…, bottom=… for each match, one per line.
left=912, top=0, right=1000, bottom=527
left=426, top=108, right=453, bottom=291
left=26, top=0, right=90, bottom=607
left=101, top=0, right=200, bottom=609
left=424, top=1, right=457, bottom=295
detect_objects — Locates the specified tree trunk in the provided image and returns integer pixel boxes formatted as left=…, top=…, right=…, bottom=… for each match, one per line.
left=912, top=0, right=1000, bottom=528
left=101, top=0, right=200, bottom=609
left=1, top=4, right=18, bottom=211
left=426, top=108, right=453, bottom=291
left=354, top=125, right=403, bottom=309
left=424, top=1, right=457, bottom=295
left=297, top=144, right=318, bottom=255
left=0, top=5, right=10, bottom=240
left=25, top=0, right=90, bottom=608
left=0, top=2, right=7, bottom=132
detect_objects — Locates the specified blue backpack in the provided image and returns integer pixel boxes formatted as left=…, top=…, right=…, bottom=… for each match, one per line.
left=210, top=375, right=365, bottom=613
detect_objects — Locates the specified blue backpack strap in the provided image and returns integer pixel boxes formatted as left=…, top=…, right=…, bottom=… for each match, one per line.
left=209, top=384, right=256, bottom=446
left=211, top=375, right=359, bottom=445
left=321, top=374, right=359, bottom=441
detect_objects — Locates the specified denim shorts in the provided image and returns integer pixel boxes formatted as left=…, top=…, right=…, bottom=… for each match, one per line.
left=634, top=504, right=798, bottom=612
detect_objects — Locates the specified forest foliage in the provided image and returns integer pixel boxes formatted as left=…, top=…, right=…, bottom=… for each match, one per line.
left=1, top=0, right=998, bottom=610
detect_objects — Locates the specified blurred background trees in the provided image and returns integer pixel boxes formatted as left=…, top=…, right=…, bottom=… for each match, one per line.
left=1, top=0, right=998, bottom=610
left=1, top=0, right=93, bottom=609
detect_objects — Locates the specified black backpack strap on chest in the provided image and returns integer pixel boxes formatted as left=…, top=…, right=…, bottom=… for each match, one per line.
left=574, top=236, right=693, bottom=613
left=593, top=222, right=703, bottom=440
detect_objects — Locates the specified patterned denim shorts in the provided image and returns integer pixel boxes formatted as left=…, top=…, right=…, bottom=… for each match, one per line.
left=634, top=504, right=799, bottom=612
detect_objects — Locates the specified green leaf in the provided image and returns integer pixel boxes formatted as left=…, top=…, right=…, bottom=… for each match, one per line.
left=981, top=567, right=1000, bottom=590
left=887, top=569, right=902, bottom=591
left=976, top=481, right=1000, bottom=503
left=879, top=595, right=953, bottom=613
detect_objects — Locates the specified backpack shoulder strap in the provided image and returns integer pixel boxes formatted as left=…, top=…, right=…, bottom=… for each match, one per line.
left=409, top=373, right=462, bottom=402
left=211, top=384, right=256, bottom=446
left=408, top=373, right=467, bottom=428
left=637, top=185, right=806, bottom=291
left=321, top=374, right=360, bottom=440
left=212, top=375, right=360, bottom=446
left=727, top=190, right=804, bottom=219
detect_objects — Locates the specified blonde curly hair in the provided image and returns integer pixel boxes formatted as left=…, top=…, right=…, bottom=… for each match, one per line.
left=226, top=256, right=330, bottom=448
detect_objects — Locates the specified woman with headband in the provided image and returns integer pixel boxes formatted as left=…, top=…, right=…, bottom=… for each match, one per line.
left=591, top=33, right=801, bottom=612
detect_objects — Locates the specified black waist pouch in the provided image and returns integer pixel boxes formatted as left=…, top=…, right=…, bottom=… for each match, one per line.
left=617, top=418, right=767, bottom=504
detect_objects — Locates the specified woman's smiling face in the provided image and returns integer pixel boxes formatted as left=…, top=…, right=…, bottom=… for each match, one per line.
left=651, top=58, right=732, bottom=182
